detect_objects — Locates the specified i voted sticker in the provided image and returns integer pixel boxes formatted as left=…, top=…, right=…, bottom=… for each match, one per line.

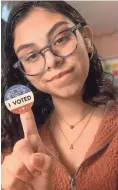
left=4, top=85, right=34, bottom=114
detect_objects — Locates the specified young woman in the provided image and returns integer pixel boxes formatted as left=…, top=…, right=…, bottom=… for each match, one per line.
left=1, top=1, right=118, bottom=190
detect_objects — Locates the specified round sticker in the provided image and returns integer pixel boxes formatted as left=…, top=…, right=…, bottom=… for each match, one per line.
left=4, top=85, right=34, bottom=114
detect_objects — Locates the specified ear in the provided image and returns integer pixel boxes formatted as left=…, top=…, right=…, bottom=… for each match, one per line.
left=82, top=25, right=93, bottom=41
left=82, top=25, right=94, bottom=45
left=81, top=25, right=94, bottom=54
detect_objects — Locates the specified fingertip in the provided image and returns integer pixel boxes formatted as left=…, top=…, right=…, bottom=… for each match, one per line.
left=20, top=109, right=32, bottom=117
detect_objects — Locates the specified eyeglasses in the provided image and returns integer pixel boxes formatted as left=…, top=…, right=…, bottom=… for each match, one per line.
left=14, top=23, right=82, bottom=76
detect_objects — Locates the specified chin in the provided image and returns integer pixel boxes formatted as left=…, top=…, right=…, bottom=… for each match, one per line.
left=51, top=84, right=83, bottom=99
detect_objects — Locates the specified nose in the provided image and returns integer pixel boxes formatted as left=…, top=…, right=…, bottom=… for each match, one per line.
left=43, top=49, right=63, bottom=71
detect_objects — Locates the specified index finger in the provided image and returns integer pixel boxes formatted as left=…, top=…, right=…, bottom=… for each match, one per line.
left=20, top=110, right=44, bottom=152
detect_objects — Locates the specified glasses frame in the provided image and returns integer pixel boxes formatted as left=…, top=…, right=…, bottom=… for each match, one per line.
left=13, top=23, right=82, bottom=76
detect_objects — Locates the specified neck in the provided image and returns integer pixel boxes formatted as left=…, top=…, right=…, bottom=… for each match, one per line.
left=52, top=95, right=92, bottom=124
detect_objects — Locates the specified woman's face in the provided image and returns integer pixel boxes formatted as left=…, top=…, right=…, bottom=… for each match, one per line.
left=14, top=8, right=92, bottom=99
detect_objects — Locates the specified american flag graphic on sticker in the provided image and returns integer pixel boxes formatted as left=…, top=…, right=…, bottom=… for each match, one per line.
left=4, top=85, right=34, bottom=114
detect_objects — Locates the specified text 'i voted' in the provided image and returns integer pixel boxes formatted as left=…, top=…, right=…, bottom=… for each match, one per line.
left=4, top=85, right=34, bottom=114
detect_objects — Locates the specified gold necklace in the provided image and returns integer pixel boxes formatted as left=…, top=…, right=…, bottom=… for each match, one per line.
left=56, top=107, right=91, bottom=129
left=56, top=108, right=95, bottom=150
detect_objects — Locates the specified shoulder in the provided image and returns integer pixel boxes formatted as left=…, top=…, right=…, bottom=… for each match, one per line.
left=104, top=100, right=118, bottom=125
left=94, top=101, right=118, bottom=144
left=99, top=101, right=118, bottom=141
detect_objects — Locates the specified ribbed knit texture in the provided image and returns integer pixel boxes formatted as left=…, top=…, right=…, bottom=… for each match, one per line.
left=39, top=102, right=118, bottom=190
left=2, top=102, right=118, bottom=189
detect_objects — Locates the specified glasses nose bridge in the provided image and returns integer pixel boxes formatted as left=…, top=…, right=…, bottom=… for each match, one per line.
left=41, top=42, right=52, bottom=56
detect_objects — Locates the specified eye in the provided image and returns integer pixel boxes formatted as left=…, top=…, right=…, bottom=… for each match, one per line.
left=54, top=32, right=71, bottom=46
left=24, top=52, right=39, bottom=63
left=56, top=36, right=69, bottom=44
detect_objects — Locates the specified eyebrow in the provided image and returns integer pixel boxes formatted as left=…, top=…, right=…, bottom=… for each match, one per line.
left=16, top=21, right=69, bottom=54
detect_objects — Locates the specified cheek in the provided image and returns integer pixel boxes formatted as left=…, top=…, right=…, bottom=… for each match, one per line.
left=76, top=33, right=89, bottom=64
left=70, top=42, right=90, bottom=76
left=26, top=76, right=47, bottom=93
left=76, top=42, right=89, bottom=72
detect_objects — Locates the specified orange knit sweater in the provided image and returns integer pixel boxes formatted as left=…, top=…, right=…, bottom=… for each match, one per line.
left=39, top=102, right=118, bottom=190
left=2, top=102, right=118, bottom=190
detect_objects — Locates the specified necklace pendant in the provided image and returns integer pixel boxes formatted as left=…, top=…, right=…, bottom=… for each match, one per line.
left=70, top=125, right=74, bottom=129
left=70, top=144, right=74, bottom=150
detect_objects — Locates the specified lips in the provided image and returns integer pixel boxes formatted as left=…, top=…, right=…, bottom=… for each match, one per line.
left=48, top=68, right=73, bottom=82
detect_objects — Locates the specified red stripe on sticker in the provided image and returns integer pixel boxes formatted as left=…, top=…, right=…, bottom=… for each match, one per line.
left=12, top=102, right=33, bottom=114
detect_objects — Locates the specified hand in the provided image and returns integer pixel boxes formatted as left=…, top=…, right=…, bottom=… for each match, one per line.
left=2, top=110, right=52, bottom=190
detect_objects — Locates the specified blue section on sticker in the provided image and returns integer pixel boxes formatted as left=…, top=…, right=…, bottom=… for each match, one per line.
left=4, top=85, right=31, bottom=101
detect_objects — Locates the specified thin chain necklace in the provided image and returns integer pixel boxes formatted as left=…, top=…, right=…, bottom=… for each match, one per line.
left=56, top=108, right=95, bottom=150
left=56, top=107, right=91, bottom=129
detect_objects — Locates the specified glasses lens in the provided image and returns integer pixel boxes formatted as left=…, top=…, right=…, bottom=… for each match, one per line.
left=52, top=30, right=77, bottom=57
left=20, top=52, right=45, bottom=75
